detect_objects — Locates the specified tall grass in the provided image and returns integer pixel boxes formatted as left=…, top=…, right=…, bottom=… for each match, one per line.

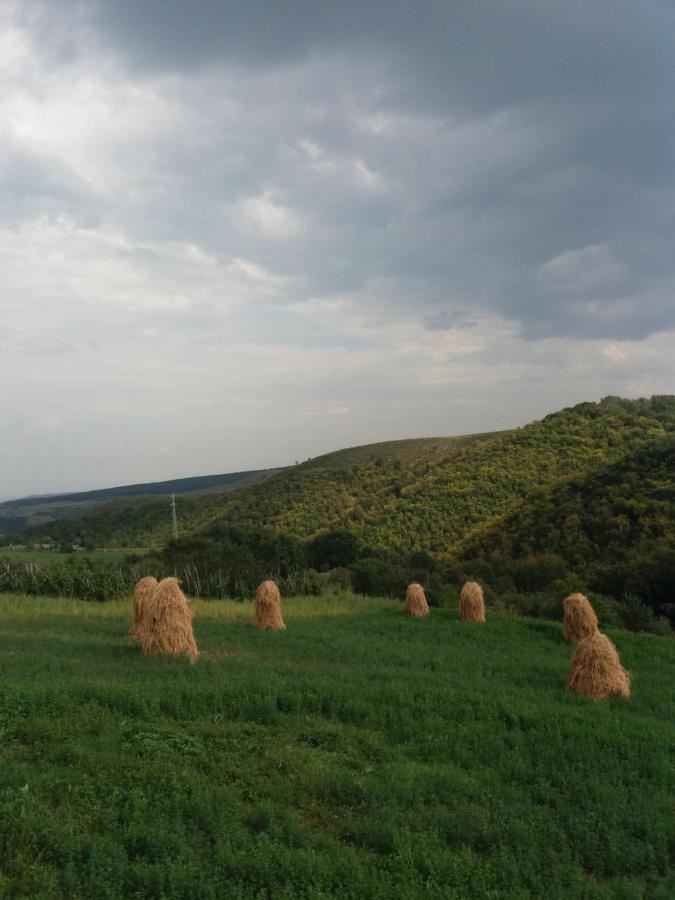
left=0, top=593, right=673, bottom=898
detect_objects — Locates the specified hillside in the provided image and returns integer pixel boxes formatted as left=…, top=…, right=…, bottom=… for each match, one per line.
left=0, top=592, right=673, bottom=897
left=455, top=434, right=675, bottom=620
left=16, top=435, right=492, bottom=546
left=12, top=396, right=675, bottom=557
left=0, top=468, right=284, bottom=536
left=195, top=395, right=674, bottom=551
left=354, top=396, right=675, bottom=553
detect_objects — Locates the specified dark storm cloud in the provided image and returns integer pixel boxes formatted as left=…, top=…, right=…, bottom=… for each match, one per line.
left=3, top=1, right=675, bottom=496
left=22, top=0, right=670, bottom=341
left=39, top=2, right=672, bottom=108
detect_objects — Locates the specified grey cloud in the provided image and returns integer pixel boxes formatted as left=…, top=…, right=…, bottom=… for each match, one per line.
left=425, top=311, right=479, bottom=331
left=2, top=1, right=674, bottom=495
left=12, top=1, right=675, bottom=340
left=33, top=2, right=673, bottom=110
left=0, top=143, right=103, bottom=227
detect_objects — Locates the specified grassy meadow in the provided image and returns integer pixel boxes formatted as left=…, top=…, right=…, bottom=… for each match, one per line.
left=0, top=593, right=673, bottom=898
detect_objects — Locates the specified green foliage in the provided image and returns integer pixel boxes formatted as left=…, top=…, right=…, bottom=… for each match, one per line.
left=0, top=469, right=282, bottom=536
left=0, top=593, right=673, bottom=897
left=457, top=435, right=675, bottom=623
left=308, top=529, right=361, bottom=570
left=25, top=396, right=673, bottom=560
left=21, top=435, right=485, bottom=548
left=11, top=396, right=675, bottom=629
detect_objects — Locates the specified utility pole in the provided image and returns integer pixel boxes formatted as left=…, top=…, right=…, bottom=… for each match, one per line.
left=170, top=493, right=178, bottom=539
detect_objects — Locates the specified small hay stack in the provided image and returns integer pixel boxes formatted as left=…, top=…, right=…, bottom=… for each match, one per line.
left=129, top=575, right=158, bottom=637
left=255, top=580, right=286, bottom=631
left=562, top=592, right=599, bottom=642
left=138, top=577, right=199, bottom=663
left=567, top=631, right=630, bottom=700
left=404, top=583, right=429, bottom=617
left=459, top=581, right=485, bottom=622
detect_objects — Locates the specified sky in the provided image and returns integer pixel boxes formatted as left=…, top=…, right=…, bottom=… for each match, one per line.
left=1, top=0, right=674, bottom=497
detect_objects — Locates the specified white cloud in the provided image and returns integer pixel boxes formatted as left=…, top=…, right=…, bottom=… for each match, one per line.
left=235, top=191, right=304, bottom=240
left=538, top=243, right=627, bottom=293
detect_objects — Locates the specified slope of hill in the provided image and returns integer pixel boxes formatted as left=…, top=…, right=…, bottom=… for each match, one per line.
left=16, top=435, right=493, bottom=546
left=13, top=396, right=675, bottom=557
left=354, top=396, right=674, bottom=553
left=198, top=433, right=497, bottom=540
left=455, top=434, right=675, bottom=619
left=0, top=468, right=284, bottom=536
left=196, top=395, right=674, bottom=552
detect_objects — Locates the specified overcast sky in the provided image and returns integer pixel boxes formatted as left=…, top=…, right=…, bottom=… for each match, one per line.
left=1, top=0, right=674, bottom=497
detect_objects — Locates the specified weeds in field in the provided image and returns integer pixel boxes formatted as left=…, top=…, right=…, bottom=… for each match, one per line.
left=0, top=593, right=673, bottom=898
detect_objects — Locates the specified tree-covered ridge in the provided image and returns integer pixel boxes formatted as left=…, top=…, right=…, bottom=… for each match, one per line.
left=12, top=395, right=674, bottom=556
left=355, top=395, right=674, bottom=553
left=198, top=434, right=491, bottom=540
left=13, top=435, right=489, bottom=547
left=200, top=395, right=674, bottom=552
left=455, top=434, right=675, bottom=620
left=0, top=468, right=284, bottom=536
left=301, top=434, right=491, bottom=470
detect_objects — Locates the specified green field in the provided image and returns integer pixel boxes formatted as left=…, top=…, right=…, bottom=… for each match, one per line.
left=0, top=594, right=673, bottom=898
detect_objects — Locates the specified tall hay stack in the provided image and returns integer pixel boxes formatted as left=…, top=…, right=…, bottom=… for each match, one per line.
left=404, top=583, right=429, bottom=617
left=562, top=592, right=599, bottom=642
left=567, top=631, right=630, bottom=700
left=138, top=577, right=199, bottom=663
left=459, top=581, right=485, bottom=622
left=255, top=580, right=286, bottom=631
left=129, top=575, right=158, bottom=637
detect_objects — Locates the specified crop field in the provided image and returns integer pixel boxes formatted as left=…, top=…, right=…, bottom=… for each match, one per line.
left=0, top=593, right=673, bottom=898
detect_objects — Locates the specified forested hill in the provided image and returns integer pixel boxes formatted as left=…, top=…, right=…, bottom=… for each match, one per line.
left=354, top=396, right=674, bottom=553
left=0, top=468, right=283, bottom=536
left=201, top=395, right=674, bottom=553
left=18, top=395, right=673, bottom=552
left=9, top=469, right=270, bottom=507
left=456, top=434, right=674, bottom=621
left=15, top=435, right=489, bottom=546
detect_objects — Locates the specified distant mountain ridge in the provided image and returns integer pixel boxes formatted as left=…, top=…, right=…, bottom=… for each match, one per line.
left=6, top=396, right=674, bottom=555
left=0, top=468, right=285, bottom=535
left=8, top=470, right=270, bottom=507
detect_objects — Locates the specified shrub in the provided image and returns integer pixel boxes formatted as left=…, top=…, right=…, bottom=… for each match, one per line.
left=308, top=530, right=361, bottom=570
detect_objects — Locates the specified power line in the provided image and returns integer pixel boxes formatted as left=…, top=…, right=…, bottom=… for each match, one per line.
left=170, top=493, right=178, bottom=539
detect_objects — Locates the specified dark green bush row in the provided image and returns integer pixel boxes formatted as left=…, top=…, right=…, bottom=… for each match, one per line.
left=2, top=521, right=671, bottom=635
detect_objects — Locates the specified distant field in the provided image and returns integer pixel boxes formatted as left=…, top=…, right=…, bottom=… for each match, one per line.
left=0, top=593, right=673, bottom=898
left=0, top=547, right=150, bottom=564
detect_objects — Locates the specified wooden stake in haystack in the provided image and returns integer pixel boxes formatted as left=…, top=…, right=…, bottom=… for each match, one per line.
left=138, top=577, right=199, bottom=663
left=404, top=583, right=429, bottom=617
left=568, top=631, right=630, bottom=700
left=255, top=580, right=286, bottom=631
left=459, top=581, right=485, bottom=622
left=129, top=575, right=158, bottom=637
left=562, top=592, right=599, bottom=642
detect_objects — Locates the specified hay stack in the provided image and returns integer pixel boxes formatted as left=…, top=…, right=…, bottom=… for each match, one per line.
left=129, top=575, right=158, bottom=637
left=138, top=577, right=199, bottom=663
left=255, top=580, right=286, bottom=631
left=567, top=631, right=630, bottom=700
left=459, top=581, right=485, bottom=622
left=404, top=583, right=429, bottom=617
left=562, top=592, right=599, bottom=642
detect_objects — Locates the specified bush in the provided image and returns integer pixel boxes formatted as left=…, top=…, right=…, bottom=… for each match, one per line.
left=321, top=567, right=353, bottom=592
left=507, top=553, right=570, bottom=592
left=620, top=594, right=673, bottom=635
left=308, top=530, right=361, bottom=570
